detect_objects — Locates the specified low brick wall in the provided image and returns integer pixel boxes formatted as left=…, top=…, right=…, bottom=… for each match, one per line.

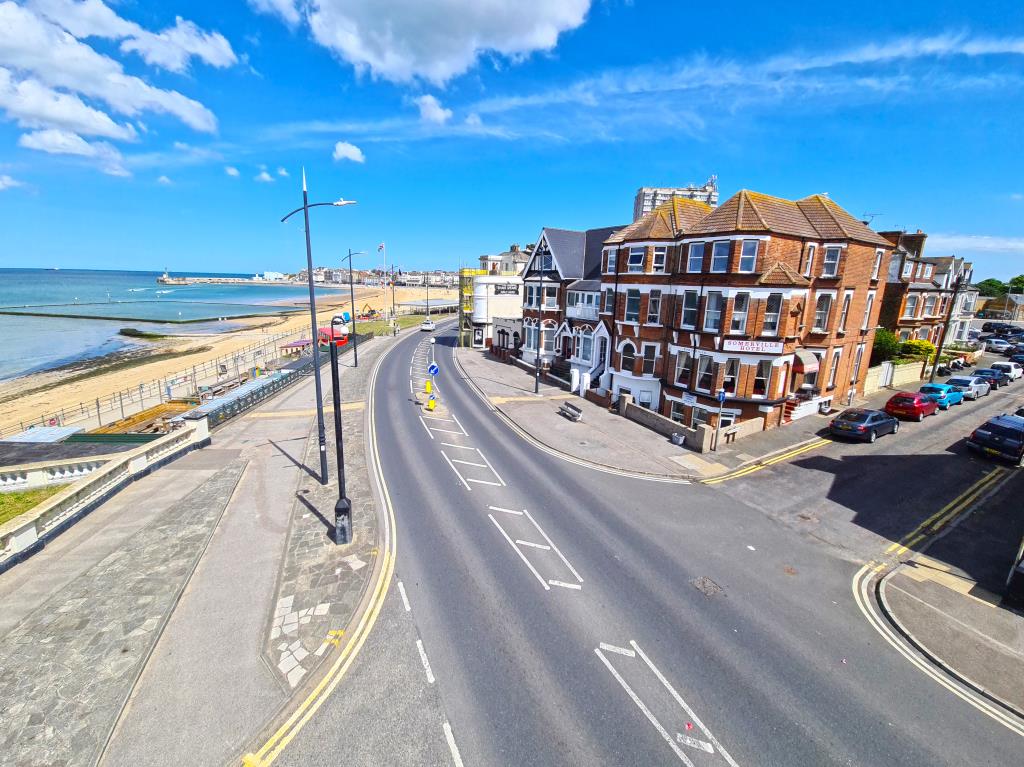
left=584, top=388, right=611, bottom=409
left=620, top=395, right=716, bottom=452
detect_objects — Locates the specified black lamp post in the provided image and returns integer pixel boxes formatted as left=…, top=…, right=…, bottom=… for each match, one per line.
left=342, top=249, right=365, bottom=367
left=328, top=314, right=352, bottom=544
left=280, top=169, right=356, bottom=485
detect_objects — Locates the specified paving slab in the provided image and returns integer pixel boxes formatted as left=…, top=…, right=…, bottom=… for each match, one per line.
left=0, top=459, right=246, bottom=767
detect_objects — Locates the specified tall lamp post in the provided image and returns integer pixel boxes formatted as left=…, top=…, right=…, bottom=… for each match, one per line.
left=342, top=249, right=366, bottom=367
left=280, top=169, right=356, bottom=485
left=534, top=250, right=546, bottom=394
left=328, top=314, right=352, bottom=543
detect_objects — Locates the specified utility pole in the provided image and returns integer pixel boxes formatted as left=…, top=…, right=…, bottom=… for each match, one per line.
left=930, top=265, right=965, bottom=382
left=534, top=251, right=545, bottom=394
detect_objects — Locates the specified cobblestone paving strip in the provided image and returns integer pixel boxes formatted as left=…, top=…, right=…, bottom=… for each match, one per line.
left=0, top=459, right=247, bottom=767
left=262, top=339, right=387, bottom=690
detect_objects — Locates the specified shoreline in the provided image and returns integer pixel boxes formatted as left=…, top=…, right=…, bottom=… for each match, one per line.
left=0, top=285, right=456, bottom=435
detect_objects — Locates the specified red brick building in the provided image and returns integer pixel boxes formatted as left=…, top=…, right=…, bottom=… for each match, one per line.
left=601, top=190, right=892, bottom=431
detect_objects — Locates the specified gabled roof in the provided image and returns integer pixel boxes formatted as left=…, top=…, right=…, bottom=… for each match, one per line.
left=605, top=197, right=712, bottom=243
left=757, top=261, right=810, bottom=287
left=525, top=225, right=624, bottom=281
left=687, top=190, right=891, bottom=247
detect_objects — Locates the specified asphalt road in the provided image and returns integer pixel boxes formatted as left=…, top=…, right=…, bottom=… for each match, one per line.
left=284, top=327, right=1024, bottom=766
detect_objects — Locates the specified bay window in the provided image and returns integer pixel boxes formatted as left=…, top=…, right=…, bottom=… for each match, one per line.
left=838, top=291, right=852, bottom=332
left=812, top=294, right=832, bottom=332
left=603, top=288, right=614, bottom=313
left=647, top=290, right=662, bottom=324
left=681, top=290, right=699, bottom=328
left=710, top=241, right=730, bottom=272
left=862, top=293, right=875, bottom=329
left=695, top=355, right=714, bottom=391
left=762, top=293, right=782, bottom=335
left=627, top=247, right=645, bottom=273
left=821, top=246, right=841, bottom=277
left=723, top=358, right=739, bottom=394
left=652, top=247, right=667, bottom=273
left=625, top=289, right=641, bottom=322
left=803, top=244, right=816, bottom=277
left=753, top=360, right=771, bottom=396
left=675, top=351, right=692, bottom=386
left=621, top=342, right=636, bottom=372
left=642, top=345, right=656, bottom=375
left=704, top=291, right=723, bottom=332
left=738, top=240, right=758, bottom=272
left=730, top=293, right=750, bottom=334
left=687, top=243, right=705, bottom=272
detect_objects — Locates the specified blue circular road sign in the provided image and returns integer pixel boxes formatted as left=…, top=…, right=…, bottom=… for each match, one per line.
left=428, top=363, right=440, bottom=376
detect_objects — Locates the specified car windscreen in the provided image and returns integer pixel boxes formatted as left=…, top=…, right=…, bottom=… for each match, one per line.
left=980, top=423, right=1024, bottom=440
left=836, top=412, right=869, bottom=423
left=919, top=386, right=942, bottom=394
left=891, top=397, right=915, bottom=405
left=946, top=378, right=972, bottom=386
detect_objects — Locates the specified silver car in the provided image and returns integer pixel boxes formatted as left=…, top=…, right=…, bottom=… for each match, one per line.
left=945, top=375, right=991, bottom=400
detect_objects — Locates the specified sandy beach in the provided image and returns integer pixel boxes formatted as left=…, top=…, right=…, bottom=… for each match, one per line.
left=0, top=285, right=456, bottom=434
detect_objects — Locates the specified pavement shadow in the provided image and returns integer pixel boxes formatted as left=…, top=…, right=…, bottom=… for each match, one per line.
left=791, top=438, right=1023, bottom=601
left=268, top=438, right=321, bottom=482
left=295, top=490, right=338, bottom=538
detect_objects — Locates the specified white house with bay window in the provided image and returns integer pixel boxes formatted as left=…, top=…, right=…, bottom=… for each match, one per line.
left=556, top=279, right=611, bottom=394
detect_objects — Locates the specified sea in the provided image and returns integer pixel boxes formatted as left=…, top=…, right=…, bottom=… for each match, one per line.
left=0, top=269, right=343, bottom=381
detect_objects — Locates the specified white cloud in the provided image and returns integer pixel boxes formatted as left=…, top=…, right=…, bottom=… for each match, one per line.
left=0, top=173, right=23, bottom=189
left=277, top=166, right=289, bottom=177
left=29, top=1, right=237, bottom=73
left=17, top=127, right=128, bottom=175
left=414, top=94, right=452, bottom=124
left=332, top=140, right=364, bottom=163
left=247, top=0, right=300, bottom=27
left=254, top=169, right=274, bottom=182
left=157, top=174, right=172, bottom=185
left=271, top=0, right=592, bottom=85
left=464, top=112, right=482, bottom=127
left=0, top=3, right=218, bottom=132
left=928, top=233, right=1024, bottom=254
left=225, top=165, right=240, bottom=176
left=0, top=67, right=137, bottom=139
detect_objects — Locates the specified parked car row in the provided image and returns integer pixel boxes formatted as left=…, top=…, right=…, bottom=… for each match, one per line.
left=828, top=355, right=1024, bottom=463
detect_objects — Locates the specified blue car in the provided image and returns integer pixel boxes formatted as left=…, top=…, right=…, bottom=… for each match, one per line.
left=919, top=382, right=964, bottom=409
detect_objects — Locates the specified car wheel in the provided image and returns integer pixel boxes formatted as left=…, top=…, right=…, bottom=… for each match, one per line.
left=892, top=421, right=900, bottom=434
left=868, top=430, right=877, bottom=443
left=917, top=412, right=924, bottom=422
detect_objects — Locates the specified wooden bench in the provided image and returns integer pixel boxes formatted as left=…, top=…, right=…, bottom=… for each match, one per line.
left=558, top=401, right=583, bottom=422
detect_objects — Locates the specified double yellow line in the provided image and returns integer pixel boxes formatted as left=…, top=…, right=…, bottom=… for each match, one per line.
left=879, top=466, right=1008, bottom=566
left=703, top=438, right=830, bottom=485
left=242, top=338, right=400, bottom=767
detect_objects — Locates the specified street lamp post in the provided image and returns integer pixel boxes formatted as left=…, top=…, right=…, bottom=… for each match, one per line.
left=342, top=249, right=365, bottom=367
left=328, top=314, right=352, bottom=544
left=280, top=169, right=356, bottom=485
left=534, top=253, right=545, bottom=394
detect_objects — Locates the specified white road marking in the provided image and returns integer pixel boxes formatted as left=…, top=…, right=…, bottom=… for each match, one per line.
left=677, top=733, right=715, bottom=754
left=418, top=416, right=435, bottom=440
left=425, top=427, right=467, bottom=435
left=488, top=505, right=523, bottom=515
left=474, top=448, right=506, bottom=486
left=416, top=639, right=435, bottom=684
left=515, top=539, right=551, bottom=550
left=441, top=442, right=475, bottom=450
left=631, top=641, right=739, bottom=767
left=599, top=642, right=636, bottom=658
left=441, top=451, right=471, bottom=491
left=422, top=415, right=456, bottom=422
left=451, top=459, right=487, bottom=468
left=595, top=647, right=695, bottom=766
left=489, top=514, right=549, bottom=590
left=524, top=509, right=583, bottom=584
left=548, top=580, right=582, bottom=590
left=466, top=477, right=503, bottom=486
left=443, top=721, right=465, bottom=767
left=451, top=414, right=468, bottom=435
left=397, top=580, right=411, bottom=612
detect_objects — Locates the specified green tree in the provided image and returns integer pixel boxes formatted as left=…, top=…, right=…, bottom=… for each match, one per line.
left=870, top=328, right=900, bottom=365
left=1009, top=274, right=1024, bottom=293
left=976, top=278, right=1007, bottom=297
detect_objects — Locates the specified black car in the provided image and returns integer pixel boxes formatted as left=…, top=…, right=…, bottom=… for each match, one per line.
left=828, top=408, right=899, bottom=443
left=1009, top=354, right=1024, bottom=366
left=974, top=368, right=1010, bottom=388
left=966, top=414, right=1024, bottom=466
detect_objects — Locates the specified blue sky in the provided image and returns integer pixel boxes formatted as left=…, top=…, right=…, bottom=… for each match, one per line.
left=0, top=1, right=1022, bottom=279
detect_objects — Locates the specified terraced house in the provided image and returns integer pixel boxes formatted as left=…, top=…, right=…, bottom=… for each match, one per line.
left=877, top=230, right=974, bottom=344
left=600, top=190, right=893, bottom=432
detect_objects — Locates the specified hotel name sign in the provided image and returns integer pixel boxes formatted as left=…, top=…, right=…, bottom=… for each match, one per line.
left=721, top=339, right=785, bottom=354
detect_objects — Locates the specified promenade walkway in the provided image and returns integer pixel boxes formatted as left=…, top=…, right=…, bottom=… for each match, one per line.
left=0, top=333, right=397, bottom=767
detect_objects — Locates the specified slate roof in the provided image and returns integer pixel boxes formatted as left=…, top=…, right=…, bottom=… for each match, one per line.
left=605, top=197, right=712, bottom=244
left=567, top=279, right=602, bottom=291
left=527, top=225, right=625, bottom=281
left=687, top=190, right=892, bottom=247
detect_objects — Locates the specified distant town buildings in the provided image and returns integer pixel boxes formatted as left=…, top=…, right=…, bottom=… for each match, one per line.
left=633, top=177, right=719, bottom=221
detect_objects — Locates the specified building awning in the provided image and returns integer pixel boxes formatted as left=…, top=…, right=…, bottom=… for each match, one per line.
left=793, top=349, right=819, bottom=374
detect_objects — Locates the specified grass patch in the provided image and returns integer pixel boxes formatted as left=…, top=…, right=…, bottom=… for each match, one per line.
left=119, top=327, right=168, bottom=340
left=353, top=313, right=454, bottom=337
left=0, top=486, right=65, bottom=526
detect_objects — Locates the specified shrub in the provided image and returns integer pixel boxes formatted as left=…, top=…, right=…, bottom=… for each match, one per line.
left=900, top=338, right=936, bottom=358
left=870, top=328, right=900, bottom=365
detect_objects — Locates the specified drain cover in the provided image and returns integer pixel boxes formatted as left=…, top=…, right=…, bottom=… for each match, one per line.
left=690, top=576, right=724, bottom=598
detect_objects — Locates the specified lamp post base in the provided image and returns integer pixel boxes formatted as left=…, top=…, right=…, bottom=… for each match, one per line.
left=333, top=497, right=352, bottom=544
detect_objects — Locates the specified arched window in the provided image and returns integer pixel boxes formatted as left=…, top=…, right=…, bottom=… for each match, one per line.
left=621, top=342, right=636, bottom=371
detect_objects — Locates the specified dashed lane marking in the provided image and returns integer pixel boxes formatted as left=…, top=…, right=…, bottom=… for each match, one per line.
left=415, top=639, right=435, bottom=684
left=443, top=721, right=465, bottom=767
left=397, top=580, right=411, bottom=612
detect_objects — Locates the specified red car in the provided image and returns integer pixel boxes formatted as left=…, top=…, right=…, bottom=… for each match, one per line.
left=884, top=391, right=939, bottom=422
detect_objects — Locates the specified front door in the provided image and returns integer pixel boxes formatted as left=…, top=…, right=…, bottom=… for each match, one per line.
left=563, top=336, right=572, bottom=358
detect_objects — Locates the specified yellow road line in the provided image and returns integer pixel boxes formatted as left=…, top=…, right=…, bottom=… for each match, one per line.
left=884, top=468, right=1005, bottom=556
left=703, top=438, right=829, bottom=484
left=243, top=340, right=399, bottom=766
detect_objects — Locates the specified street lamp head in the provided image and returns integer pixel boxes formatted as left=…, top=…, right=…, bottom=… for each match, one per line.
left=332, top=198, right=357, bottom=207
